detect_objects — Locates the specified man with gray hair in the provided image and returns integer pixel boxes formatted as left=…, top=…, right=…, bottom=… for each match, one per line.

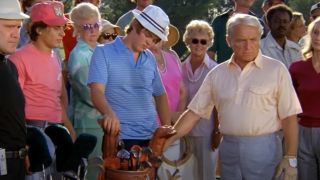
left=165, top=13, right=301, bottom=180
left=0, top=0, right=29, bottom=179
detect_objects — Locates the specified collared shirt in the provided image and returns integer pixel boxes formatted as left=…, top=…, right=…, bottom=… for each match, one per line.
left=68, top=38, right=101, bottom=129
left=182, top=53, right=217, bottom=136
left=261, top=32, right=303, bottom=68
left=88, top=37, right=165, bottom=139
left=188, top=51, right=302, bottom=136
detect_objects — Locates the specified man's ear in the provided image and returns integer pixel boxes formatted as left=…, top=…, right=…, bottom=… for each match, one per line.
left=226, top=35, right=232, bottom=48
left=36, top=27, right=43, bottom=36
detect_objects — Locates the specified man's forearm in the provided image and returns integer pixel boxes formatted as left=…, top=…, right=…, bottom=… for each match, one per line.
left=164, top=109, right=200, bottom=149
left=61, top=106, right=76, bottom=141
left=91, top=88, right=115, bottom=117
left=282, top=115, right=298, bottom=156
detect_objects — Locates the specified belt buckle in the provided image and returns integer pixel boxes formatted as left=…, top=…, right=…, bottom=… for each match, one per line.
left=18, top=149, right=27, bottom=159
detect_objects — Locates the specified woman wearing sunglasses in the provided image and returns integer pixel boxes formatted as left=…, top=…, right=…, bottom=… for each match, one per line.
left=67, top=3, right=102, bottom=179
left=97, top=19, right=120, bottom=44
left=181, top=20, right=218, bottom=180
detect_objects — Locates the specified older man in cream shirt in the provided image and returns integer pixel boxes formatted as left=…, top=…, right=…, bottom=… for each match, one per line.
left=165, top=14, right=301, bottom=180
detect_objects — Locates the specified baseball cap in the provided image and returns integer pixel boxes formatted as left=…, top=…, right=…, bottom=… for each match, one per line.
left=0, top=0, right=29, bottom=20
left=310, top=2, right=320, bottom=14
left=132, top=5, right=169, bottom=41
left=31, top=1, right=69, bottom=26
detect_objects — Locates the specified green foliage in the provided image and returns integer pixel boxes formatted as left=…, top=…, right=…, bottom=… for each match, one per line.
left=100, top=0, right=135, bottom=22
left=63, top=0, right=319, bottom=56
left=152, top=0, right=233, bottom=56
left=61, top=0, right=73, bottom=12
left=288, top=0, right=318, bottom=24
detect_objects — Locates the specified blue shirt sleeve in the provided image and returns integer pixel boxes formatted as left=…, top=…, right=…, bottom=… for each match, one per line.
left=88, top=45, right=108, bottom=85
left=150, top=54, right=165, bottom=97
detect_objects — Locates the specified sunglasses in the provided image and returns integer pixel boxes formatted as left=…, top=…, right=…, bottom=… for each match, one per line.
left=191, top=38, right=207, bottom=45
left=102, top=33, right=118, bottom=40
left=81, top=22, right=101, bottom=31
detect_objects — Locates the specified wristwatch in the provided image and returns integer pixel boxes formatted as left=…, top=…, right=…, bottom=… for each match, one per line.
left=288, top=157, right=297, bottom=168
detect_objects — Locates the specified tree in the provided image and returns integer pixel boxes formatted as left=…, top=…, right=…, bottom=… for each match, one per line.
left=288, top=0, right=318, bottom=24
left=65, top=0, right=319, bottom=55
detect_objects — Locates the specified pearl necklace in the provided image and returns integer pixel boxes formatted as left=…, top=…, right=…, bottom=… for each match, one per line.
left=156, top=51, right=167, bottom=74
left=187, top=63, right=205, bottom=83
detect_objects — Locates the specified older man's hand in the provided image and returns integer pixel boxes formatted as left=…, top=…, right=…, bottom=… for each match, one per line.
left=275, top=156, right=297, bottom=180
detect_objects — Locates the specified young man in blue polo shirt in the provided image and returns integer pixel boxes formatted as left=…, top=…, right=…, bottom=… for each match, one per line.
left=88, top=5, right=171, bottom=150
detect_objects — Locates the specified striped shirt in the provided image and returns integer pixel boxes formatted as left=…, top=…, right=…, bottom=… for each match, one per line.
left=88, top=37, right=165, bottom=139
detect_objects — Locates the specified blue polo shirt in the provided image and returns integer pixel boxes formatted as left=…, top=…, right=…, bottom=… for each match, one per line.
left=88, top=37, right=165, bottom=139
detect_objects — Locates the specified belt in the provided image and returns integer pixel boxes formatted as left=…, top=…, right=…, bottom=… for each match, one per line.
left=5, top=148, right=27, bottom=159
left=26, top=119, right=61, bottom=129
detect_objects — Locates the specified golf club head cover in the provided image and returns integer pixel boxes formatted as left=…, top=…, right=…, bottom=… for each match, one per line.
left=44, top=124, right=73, bottom=172
left=26, top=126, right=52, bottom=172
left=63, top=133, right=97, bottom=172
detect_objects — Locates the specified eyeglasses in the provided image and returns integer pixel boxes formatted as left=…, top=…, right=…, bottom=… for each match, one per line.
left=81, top=22, right=101, bottom=31
left=191, top=38, right=207, bottom=45
left=102, top=33, right=118, bottom=40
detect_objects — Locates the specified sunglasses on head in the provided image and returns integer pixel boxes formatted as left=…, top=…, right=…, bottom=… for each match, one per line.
left=81, top=22, right=101, bottom=31
left=102, top=33, right=118, bottom=40
left=191, top=38, right=207, bottom=45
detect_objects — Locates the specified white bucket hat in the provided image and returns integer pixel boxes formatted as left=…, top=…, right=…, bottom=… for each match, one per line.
left=132, top=5, right=169, bottom=41
left=310, top=2, right=320, bottom=14
left=0, top=0, right=29, bottom=19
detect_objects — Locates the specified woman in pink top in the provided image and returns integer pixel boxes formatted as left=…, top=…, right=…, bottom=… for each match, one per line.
left=150, top=25, right=187, bottom=125
left=289, top=17, right=320, bottom=180
left=149, top=25, right=187, bottom=177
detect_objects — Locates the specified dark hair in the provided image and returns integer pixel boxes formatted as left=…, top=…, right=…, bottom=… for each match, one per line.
left=263, top=0, right=285, bottom=6
left=266, top=4, right=293, bottom=25
left=72, top=0, right=101, bottom=7
left=29, top=22, right=48, bottom=41
left=125, top=18, right=144, bottom=34
left=21, top=0, right=37, bottom=13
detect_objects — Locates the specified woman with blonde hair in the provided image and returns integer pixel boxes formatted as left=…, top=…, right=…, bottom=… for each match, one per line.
left=68, top=2, right=102, bottom=179
left=289, top=17, right=320, bottom=180
left=149, top=25, right=187, bottom=178
left=181, top=20, right=218, bottom=180
left=97, top=19, right=120, bottom=44
left=286, top=11, right=306, bottom=44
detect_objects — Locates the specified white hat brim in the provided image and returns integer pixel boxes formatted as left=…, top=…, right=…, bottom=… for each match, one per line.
left=0, top=12, right=29, bottom=20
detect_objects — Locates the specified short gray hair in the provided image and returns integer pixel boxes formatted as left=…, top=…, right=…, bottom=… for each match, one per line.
left=226, top=14, right=263, bottom=37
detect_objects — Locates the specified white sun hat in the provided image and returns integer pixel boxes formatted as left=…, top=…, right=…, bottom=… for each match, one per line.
left=0, top=0, right=29, bottom=19
left=132, top=5, right=170, bottom=41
